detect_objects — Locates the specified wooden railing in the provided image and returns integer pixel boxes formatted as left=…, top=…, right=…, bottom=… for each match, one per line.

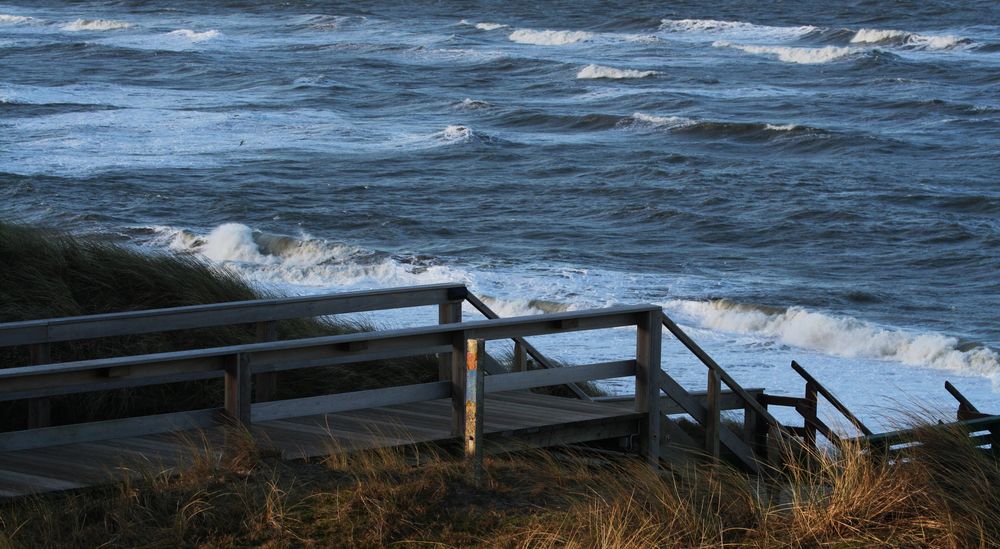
left=858, top=415, right=1000, bottom=459
left=0, top=283, right=469, bottom=427
left=0, top=303, right=665, bottom=471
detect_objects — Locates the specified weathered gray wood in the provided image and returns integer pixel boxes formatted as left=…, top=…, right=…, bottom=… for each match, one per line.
left=488, top=415, right=642, bottom=454
left=451, top=335, right=467, bottom=437
left=27, top=343, right=51, bottom=429
left=706, top=368, right=721, bottom=459
left=792, top=361, right=872, bottom=436
left=592, top=388, right=765, bottom=415
left=250, top=381, right=452, bottom=422
left=465, top=339, right=485, bottom=486
left=253, top=321, right=279, bottom=402
left=224, top=354, right=251, bottom=426
left=437, top=302, right=462, bottom=381
left=944, top=380, right=988, bottom=421
left=660, top=313, right=782, bottom=432
left=513, top=341, right=527, bottom=372
left=485, top=361, right=635, bottom=393
left=0, top=306, right=654, bottom=393
left=659, top=371, right=759, bottom=473
left=0, top=283, right=467, bottom=347
left=803, top=380, right=819, bottom=450
left=0, top=409, right=220, bottom=452
left=860, top=415, right=1000, bottom=448
left=636, top=310, right=662, bottom=465
left=463, top=292, right=593, bottom=401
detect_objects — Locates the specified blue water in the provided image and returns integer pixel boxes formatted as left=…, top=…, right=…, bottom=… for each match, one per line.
left=2, top=1, right=999, bottom=427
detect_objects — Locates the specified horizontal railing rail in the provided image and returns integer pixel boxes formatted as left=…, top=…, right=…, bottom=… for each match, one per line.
left=0, top=305, right=664, bottom=464
left=0, top=283, right=468, bottom=347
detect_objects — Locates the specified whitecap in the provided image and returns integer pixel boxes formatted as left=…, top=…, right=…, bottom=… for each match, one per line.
left=666, top=299, right=1000, bottom=380
left=167, top=29, right=219, bottom=42
left=851, top=28, right=964, bottom=50
left=508, top=28, right=594, bottom=45
left=765, top=123, right=799, bottom=131
left=576, top=64, right=658, bottom=79
left=626, top=112, right=696, bottom=129
left=714, top=41, right=853, bottom=64
left=474, top=22, right=506, bottom=31
left=456, top=98, right=490, bottom=110
left=62, top=19, right=133, bottom=31
left=659, top=18, right=816, bottom=41
left=0, top=14, right=37, bottom=25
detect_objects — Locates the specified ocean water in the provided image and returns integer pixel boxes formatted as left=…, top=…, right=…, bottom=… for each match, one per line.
left=2, top=0, right=999, bottom=430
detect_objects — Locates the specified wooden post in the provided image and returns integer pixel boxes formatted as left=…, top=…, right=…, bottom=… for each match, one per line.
left=438, top=302, right=462, bottom=381
left=27, top=343, right=52, bottom=429
left=464, top=338, right=486, bottom=486
left=253, top=321, right=278, bottom=402
left=451, top=334, right=468, bottom=437
left=513, top=340, right=527, bottom=373
left=635, top=310, right=662, bottom=465
left=224, top=353, right=252, bottom=427
left=706, top=368, right=721, bottom=459
left=803, top=381, right=818, bottom=450
left=754, top=394, right=771, bottom=465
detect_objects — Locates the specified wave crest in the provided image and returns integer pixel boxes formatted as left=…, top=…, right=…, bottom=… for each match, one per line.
left=62, top=19, right=133, bottom=31
left=0, top=14, right=37, bottom=24
left=850, top=28, right=965, bottom=49
left=577, top=64, right=657, bottom=79
left=714, top=41, right=853, bottom=64
left=659, top=18, right=816, bottom=40
left=508, top=28, right=594, bottom=45
left=167, top=29, right=219, bottom=42
left=668, top=299, right=1000, bottom=380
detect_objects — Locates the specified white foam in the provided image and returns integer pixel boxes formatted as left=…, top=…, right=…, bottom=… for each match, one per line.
left=153, top=224, right=464, bottom=291
left=576, top=64, right=658, bottom=79
left=0, top=14, right=37, bottom=24
left=456, top=98, right=490, bottom=110
left=627, top=112, right=696, bottom=129
left=62, top=19, right=133, bottom=31
left=851, top=28, right=964, bottom=50
left=436, top=124, right=473, bottom=142
left=167, top=29, right=219, bottom=42
left=765, top=123, right=799, bottom=131
left=508, top=28, right=594, bottom=45
left=714, top=41, right=853, bottom=64
left=660, top=18, right=816, bottom=40
left=473, top=22, right=506, bottom=31
left=667, top=299, right=1000, bottom=381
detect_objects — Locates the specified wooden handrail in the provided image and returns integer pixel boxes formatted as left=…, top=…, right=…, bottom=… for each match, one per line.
left=791, top=361, right=872, bottom=436
left=0, top=283, right=468, bottom=347
left=660, top=313, right=784, bottom=433
left=0, top=305, right=659, bottom=393
left=857, top=414, right=1000, bottom=448
left=463, top=292, right=593, bottom=401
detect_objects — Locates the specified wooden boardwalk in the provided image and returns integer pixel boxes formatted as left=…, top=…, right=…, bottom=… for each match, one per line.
left=0, top=392, right=638, bottom=497
left=6, top=282, right=973, bottom=499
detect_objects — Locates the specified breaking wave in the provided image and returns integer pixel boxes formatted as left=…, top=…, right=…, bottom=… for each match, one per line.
left=667, top=299, right=1000, bottom=380
left=62, top=19, right=133, bottom=31
left=0, top=14, right=37, bottom=24
left=151, top=223, right=462, bottom=290
left=166, top=29, right=219, bottom=42
left=577, top=64, right=658, bottom=79
left=508, top=28, right=594, bottom=45
left=659, top=18, right=816, bottom=40
left=714, top=41, right=854, bottom=64
left=850, top=28, right=965, bottom=49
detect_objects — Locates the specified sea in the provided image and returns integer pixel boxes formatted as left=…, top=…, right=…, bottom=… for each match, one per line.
left=2, top=0, right=999, bottom=431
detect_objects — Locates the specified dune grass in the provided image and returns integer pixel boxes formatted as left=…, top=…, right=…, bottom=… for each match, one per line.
left=0, top=419, right=997, bottom=548
left=1, top=220, right=998, bottom=547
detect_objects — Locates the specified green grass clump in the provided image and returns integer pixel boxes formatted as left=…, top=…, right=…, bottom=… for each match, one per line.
left=0, top=221, right=438, bottom=428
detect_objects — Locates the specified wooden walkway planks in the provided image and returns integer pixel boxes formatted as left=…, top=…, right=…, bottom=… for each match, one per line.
left=0, top=392, right=637, bottom=498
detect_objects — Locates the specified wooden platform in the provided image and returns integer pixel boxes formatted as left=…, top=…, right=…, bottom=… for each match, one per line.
left=0, top=392, right=638, bottom=498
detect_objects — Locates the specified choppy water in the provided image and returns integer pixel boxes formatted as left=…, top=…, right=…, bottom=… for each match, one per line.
left=2, top=0, right=999, bottom=428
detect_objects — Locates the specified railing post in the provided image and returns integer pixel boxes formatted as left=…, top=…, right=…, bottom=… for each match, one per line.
left=224, top=353, right=252, bottom=427
left=464, top=338, right=486, bottom=486
left=635, top=310, right=662, bottom=465
left=451, top=333, right=468, bottom=437
left=438, top=301, right=462, bottom=381
left=27, top=343, right=52, bottom=429
left=513, top=340, right=527, bottom=373
left=803, top=381, right=818, bottom=451
left=253, top=321, right=278, bottom=402
left=706, top=368, right=721, bottom=459
left=754, top=394, right=771, bottom=464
